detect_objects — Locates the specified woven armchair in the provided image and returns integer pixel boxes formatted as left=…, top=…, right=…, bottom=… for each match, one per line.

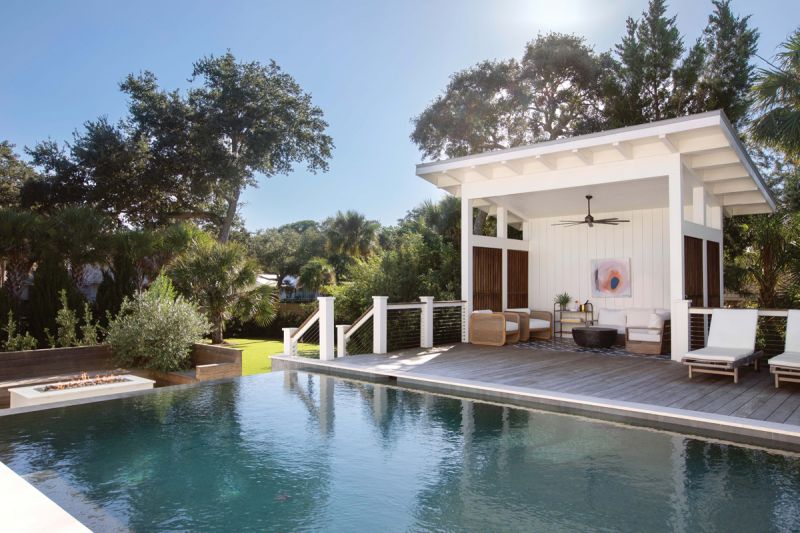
left=507, top=309, right=552, bottom=341
left=469, top=311, right=520, bottom=346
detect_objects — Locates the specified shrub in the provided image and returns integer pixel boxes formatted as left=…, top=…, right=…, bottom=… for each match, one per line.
left=27, top=259, right=85, bottom=346
left=106, top=275, right=210, bottom=372
left=2, top=311, right=37, bottom=352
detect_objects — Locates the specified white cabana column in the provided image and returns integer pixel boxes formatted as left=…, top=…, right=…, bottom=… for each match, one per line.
left=461, top=196, right=474, bottom=342
left=497, top=206, right=508, bottom=310
left=669, top=158, right=690, bottom=361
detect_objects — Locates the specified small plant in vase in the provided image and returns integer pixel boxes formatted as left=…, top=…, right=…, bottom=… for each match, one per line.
left=554, top=292, right=571, bottom=310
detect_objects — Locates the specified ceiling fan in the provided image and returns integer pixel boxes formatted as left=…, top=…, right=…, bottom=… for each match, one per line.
left=552, top=195, right=629, bottom=227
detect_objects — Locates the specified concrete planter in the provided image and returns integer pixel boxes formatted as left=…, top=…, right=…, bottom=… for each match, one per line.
left=9, top=374, right=154, bottom=408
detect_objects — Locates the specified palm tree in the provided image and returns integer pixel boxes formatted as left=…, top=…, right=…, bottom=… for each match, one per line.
left=45, top=207, right=112, bottom=291
left=0, top=209, right=41, bottom=301
left=298, top=257, right=336, bottom=292
left=750, top=29, right=800, bottom=157
left=324, top=210, right=379, bottom=258
left=169, top=239, right=277, bottom=343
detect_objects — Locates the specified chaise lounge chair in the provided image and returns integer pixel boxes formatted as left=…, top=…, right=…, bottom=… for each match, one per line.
left=681, top=308, right=760, bottom=384
left=469, top=310, right=520, bottom=346
left=769, top=310, right=800, bottom=388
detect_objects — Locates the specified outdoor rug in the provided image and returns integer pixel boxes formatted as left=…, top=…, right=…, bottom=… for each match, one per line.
left=512, top=337, right=670, bottom=361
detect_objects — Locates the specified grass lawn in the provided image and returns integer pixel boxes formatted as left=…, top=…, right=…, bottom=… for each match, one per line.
left=224, top=338, right=318, bottom=375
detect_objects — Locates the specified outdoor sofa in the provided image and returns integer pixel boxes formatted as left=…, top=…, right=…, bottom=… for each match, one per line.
left=593, top=308, right=671, bottom=353
left=681, top=308, right=760, bottom=384
left=469, top=310, right=520, bottom=346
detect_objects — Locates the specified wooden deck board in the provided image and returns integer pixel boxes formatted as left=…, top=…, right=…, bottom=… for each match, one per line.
left=328, top=343, right=800, bottom=425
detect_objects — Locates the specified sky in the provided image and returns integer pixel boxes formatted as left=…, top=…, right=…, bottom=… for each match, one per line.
left=2, top=0, right=798, bottom=231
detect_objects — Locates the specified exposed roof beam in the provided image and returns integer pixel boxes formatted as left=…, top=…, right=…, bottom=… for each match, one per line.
left=659, top=133, right=678, bottom=153
left=534, top=154, right=555, bottom=170
left=698, top=164, right=749, bottom=182
left=677, top=133, right=730, bottom=153
left=470, top=165, right=494, bottom=180
left=690, top=149, right=740, bottom=170
left=571, top=148, right=593, bottom=165
left=726, top=204, right=774, bottom=216
left=722, top=191, right=768, bottom=206
left=441, top=168, right=466, bottom=182
left=710, top=178, right=757, bottom=195
left=500, top=159, right=525, bottom=175
left=435, top=173, right=461, bottom=188
left=612, top=141, right=632, bottom=159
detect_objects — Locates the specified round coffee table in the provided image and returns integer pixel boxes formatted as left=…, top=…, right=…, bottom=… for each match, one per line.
left=571, top=327, right=618, bottom=348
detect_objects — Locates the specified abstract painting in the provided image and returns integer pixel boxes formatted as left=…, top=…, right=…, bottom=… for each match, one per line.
left=591, top=258, right=631, bottom=297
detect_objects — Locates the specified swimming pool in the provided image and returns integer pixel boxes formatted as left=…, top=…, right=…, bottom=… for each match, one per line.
left=1, top=371, right=800, bottom=531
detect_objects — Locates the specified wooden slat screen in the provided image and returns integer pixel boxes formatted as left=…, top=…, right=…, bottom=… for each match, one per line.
left=473, top=246, right=502, bottom=311
left=684, top=236, right=704, bottom=307
left=706, top=240, right=720, bottom=307
left=507, top=250, right=529, bottom=309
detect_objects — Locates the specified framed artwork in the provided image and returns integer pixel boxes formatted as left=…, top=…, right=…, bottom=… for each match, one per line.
left=591, top=258, right=631, bottom=297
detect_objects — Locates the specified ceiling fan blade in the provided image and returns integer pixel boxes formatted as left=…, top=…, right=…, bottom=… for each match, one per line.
left=594, top=218, right=630, bottom=223
left=552, top=221, right=585, bottom=226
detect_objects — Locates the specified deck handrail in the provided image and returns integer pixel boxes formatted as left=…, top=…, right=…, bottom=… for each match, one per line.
left=345, top=306, right=374, bottom=340
left=387, top=302, right=425, bottom=310
left=689, top=307, right=788, bottom=317
left=291, top=309, right=320, bottom=341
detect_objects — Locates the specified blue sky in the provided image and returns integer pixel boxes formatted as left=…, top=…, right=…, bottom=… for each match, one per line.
left=2, top=0, right=798, bottom=230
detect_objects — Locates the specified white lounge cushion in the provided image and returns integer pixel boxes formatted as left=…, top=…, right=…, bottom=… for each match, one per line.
left=473, top=309, right=493, bottom=314
left=648, top=313, right=665, bottom=329
left=682, top=347, right=754, bottom=363
left=626, top=309, right=653, bottom=328
left=529, top=319, right=550, bottom=330
left=505, top=321, right=519, bottom=332
left=507, top=307, right=530, bottom=314
left=597, top=308, right=627, bottom=334
left=654, top=308, right=671, bottom=320
left=707, top=309, right=758, bottom=350
left=769, top=351, right=800, bottom=369
left=628, top=328, right=661, bottom=343
left=785, top=310, right=800, bottom=353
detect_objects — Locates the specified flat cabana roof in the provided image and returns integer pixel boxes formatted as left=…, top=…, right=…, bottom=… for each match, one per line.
left=416, top=110, right=776, bottom=216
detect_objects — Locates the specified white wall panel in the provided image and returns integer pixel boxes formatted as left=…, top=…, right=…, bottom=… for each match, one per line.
left=529, top=207, right=670, bottom=312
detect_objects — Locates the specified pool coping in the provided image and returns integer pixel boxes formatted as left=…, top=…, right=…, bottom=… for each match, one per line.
left=271, top=354, right=800, bottom=452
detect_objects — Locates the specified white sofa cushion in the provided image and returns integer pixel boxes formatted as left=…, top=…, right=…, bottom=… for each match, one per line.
left=647, top=313, right=665, bottom=329
left=785, top=310, right=800, bottom=353
left=505, top=321, right=519, bottom=332
left=473, top=309, right=493, bottom=314
left=530, top=319, right=550, bottom=330
left=628, top=328, right=661, bottom=343
left=626, top=309, right=653, bottom=328
left=682, top=346, right=754, bottom=363
left=507, top=307, right=530, bottom=314
left=597, top=308, right=626, bottom=334
left=769, top=351, right=800, bottom=369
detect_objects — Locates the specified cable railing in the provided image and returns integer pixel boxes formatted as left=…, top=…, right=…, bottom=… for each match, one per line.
left=284, top=296, right=466, bottom=359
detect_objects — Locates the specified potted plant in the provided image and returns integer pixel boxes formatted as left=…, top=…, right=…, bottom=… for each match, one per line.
left=554, top=292, right=571, bottom=310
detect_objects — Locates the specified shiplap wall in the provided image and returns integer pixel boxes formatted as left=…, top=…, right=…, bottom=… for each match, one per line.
left=528, top=207, right=670, bottom=312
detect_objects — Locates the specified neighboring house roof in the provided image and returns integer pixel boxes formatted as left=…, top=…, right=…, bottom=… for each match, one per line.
left=416, top=110, right=776, bottom=217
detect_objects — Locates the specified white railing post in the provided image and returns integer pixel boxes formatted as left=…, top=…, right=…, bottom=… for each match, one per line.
left=373, top=296, right=388, bottom=354
left=671, top=299, right=690, bottom=362
left=318, top=296, right=335, bottom=361
left=420, top=296, right=434, bottom=348
left=336, top=325, right=350, bottom=357
left=461, top=302, right=468, bottom=343
left=283, top=327, right=298, bottom=356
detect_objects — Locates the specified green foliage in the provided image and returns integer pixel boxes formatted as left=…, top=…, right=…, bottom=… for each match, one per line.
left=2, top=311, right=37, bottom=352
left=169, top=239, right=277, bottom=343
left=250, top=221, right=326, bottom=286
left=27, top=259, right=85, bottom=346
left=298, top=257, right=336, bottom=292
left=106, top=275, right=210, bottom=372
left=750, top=29, right=800, bottom=157
left=53, top=289, right=79, bottom=348
left=0, top=141, right=38, bottom=208
left=0, top=209, right=42, bottom=301
left=554, top=292, right=572, bottom=308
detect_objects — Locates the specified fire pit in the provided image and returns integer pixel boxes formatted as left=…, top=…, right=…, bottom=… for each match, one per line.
left=9, top=374, right=155, bottom=408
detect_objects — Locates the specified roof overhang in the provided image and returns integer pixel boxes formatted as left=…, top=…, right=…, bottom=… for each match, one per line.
left=416, top=111, right=776, bottom=217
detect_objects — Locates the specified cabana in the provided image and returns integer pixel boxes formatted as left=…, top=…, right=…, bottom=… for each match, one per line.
left=416, top=111, right=776, bottom=360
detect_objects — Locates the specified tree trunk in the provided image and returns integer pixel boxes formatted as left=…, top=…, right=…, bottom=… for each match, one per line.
left=473, top=209, right=487, bottom=235
left=211, top=320, right=224, bottom=344
left=218, top=188, right=242, bottom=243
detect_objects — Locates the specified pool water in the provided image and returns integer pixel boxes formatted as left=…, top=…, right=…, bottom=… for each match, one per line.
left=2, top=371, right=800, bottom=532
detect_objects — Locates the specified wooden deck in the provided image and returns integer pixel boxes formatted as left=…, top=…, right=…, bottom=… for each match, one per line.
left=272, top=342, right=800, bottom=451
